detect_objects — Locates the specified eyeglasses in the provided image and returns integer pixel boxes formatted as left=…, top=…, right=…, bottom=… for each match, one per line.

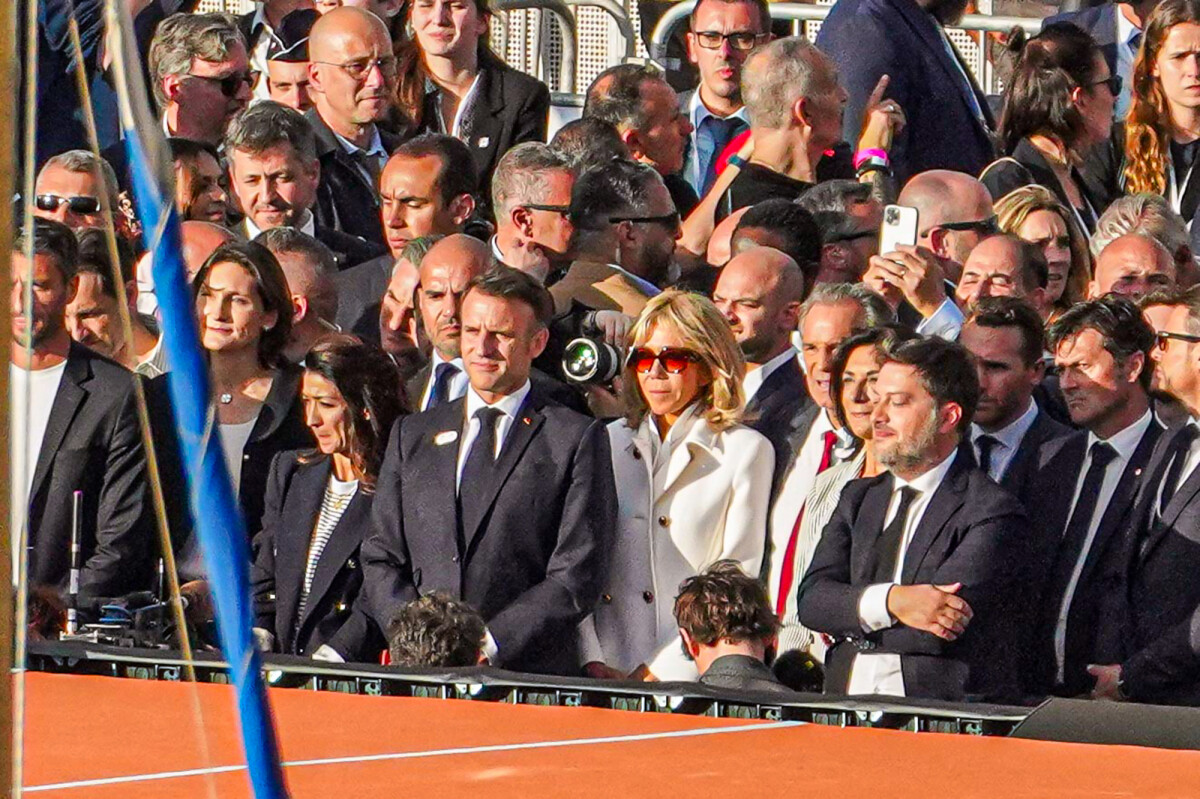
left=690, top=30, right=769, bottom=51
left=34, top=194, right=101, bottom=214
left=937, top=215, right=999, bottom=235
left=609, top=211, right=681, bottom=230
left=524, top=203, right=571, bottom=217
left=312, top=56, right=398, bottom=82
left=1090, top=74, right=1123, bottom=97
left=628, top=347, right=702, bottom=374
left=1155, top=330, right=1200, bottom=349
left=187, top=71, right=254, bottom=97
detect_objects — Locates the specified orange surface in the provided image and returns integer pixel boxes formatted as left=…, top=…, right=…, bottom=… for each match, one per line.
left=21, top=672, right=1200, bottom=798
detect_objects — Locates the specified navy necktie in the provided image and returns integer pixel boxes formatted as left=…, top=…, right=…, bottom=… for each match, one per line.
left=427, top=362, right=459, bottom=410
left=457, top=407, right=503, bottom=541
left=697, top=116, right=747, bottom=196
left=976, top=435, right=1000, bottom=478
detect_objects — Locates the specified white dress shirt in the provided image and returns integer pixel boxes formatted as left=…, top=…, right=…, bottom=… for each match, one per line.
left=430, top=74, right=482, bottom=140
left=686, top=91, right=749, bottom=190
left=767, top=409, right=854, bottom=604
left=970, top=398, right=1039, bottom=482
left=455, top=380, right=531, bottom=489
left=244, top=209, right=316, bottom=240
left=742, top=346, right=798, bottom=405
left=420, top=350, right=468, bottom=411
left=10, top=361, right=67, bottom=584
left=915, top=298, right=965, bottom=341
left=1053, top=410, right=1153, bottom=681
left=848, top=450, right=959, bottom=697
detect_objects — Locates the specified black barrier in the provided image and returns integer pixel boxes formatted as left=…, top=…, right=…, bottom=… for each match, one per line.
left=28, top=640, right=1028, bottom=737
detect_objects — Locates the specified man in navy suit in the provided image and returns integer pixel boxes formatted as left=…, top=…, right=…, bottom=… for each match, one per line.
left=1045, top=1, right=1162, bottom=119
left=360, top=267, right=616, bottom=675
left=815, top=0, right=995, bottom=185
left=798, top=336, right=1030, bottom=703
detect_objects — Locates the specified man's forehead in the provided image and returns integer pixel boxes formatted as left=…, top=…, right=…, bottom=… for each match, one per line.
left=692, top=0, right=763, bottom=30
left=191, top=46, right=247, bottom=74
left=37, top=166, right=99, bottom=192
left=382, top=156, right=442, bottom=192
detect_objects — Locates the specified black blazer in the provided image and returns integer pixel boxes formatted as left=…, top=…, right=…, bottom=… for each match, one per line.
left=251, top=452, right=381, bottom=660
left=1115, top=423, right=1200, bottom=704
left=797, top=454, right=1031, bottom=703
left=815, top=0, right=996, bottom=186
left=418, top=60, right=550, bottom=215
left=26, top=343, right=153, bottom=600
left=996, top=409, right=1077, bottom=508
left=307, top=109, right=404, bottom=247
left=360, top=387, right=616, bottom=674
left=699, top=654, right=795, bottom=697
left=744, top=357, right=813, bottom=498
left=980, top=139, right=1117, bottom=233
left=333, top=253, right=393, bottom=345
left=314, top=224, right=388, bottom=272
left=1028, top=419, right=1163, bottom=697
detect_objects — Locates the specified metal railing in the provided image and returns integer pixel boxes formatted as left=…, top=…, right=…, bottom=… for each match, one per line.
left=495, top=0, right=580, bottom=91
left=649, top=2, right=1044, bottom=95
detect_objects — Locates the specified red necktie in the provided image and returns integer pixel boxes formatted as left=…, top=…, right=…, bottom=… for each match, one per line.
left=776, top=431, right=839, bottom=616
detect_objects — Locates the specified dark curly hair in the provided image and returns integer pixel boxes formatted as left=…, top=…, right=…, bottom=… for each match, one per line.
left=387, top=592, right=486, bottom=668
left=673, top=560, right=779, bottom=647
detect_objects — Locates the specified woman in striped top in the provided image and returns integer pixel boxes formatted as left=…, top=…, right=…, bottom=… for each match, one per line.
left=251, top=336, right=405, bottom=662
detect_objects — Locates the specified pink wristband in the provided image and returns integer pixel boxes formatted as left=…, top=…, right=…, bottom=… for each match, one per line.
left=854, top=148, right=890, bottom=169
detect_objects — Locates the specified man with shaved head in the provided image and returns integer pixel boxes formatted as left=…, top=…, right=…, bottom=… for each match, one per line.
left=714, top=246, right=810, bottom=492
left=256, top=227, right=340, bottom=363
left=306, top=6, right=401, bottom=246
left=1090, top=233, right=1177, bottom=300
left=955, top=234, right=1049, bottom=314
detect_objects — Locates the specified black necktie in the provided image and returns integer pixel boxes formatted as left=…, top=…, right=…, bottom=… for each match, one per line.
left=1159, top=425, right=1199, bottom=517
left=457, top=407, right=503, bottom=535
left=1129, top=30, right=1142, bottom=52
left=427, top=362, right=459, bottom=409
left=352, top=148, right=382, bottom=189
left=873, top=486, right=921, bottom=583
left=976, top=434, right=1000, bottom=478
left=1048, top=441, right=1118, bottom=611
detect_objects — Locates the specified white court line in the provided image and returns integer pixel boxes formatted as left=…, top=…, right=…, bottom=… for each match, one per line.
left=25, top=720, right=802, bottom=792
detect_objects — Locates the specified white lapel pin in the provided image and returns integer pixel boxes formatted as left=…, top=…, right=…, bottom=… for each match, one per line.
left=434, top=430, right=459, bottom=446
left=477, top=136, right=490, bottom=148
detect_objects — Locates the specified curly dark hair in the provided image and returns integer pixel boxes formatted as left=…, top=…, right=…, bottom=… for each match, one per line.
left=387, top=592, right=486, bottom=668
left=298, top=335, right=407, bottom=489
left=674, top=560, right=779, bottom=647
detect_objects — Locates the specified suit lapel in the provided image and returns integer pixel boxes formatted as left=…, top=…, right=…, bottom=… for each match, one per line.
left=298, top=490, right=370, bottom=635
left=901, top=460, right=968, bottom=584
left=275, top=460, right=330, bottom=648
left=462, top=67, right=504, bottom=156
left=462, top=396, right=544, bottom=553
left=855, top=475, right=895, bottom=583
left=30, top=346, right=90, bottom=502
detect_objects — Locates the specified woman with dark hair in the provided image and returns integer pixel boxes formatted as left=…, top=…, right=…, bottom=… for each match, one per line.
left=982, top=23, right=1120, bottom=233
left=192, top=240, right=311, bottom=545
left=168, top=137, right=229, bottom=225
left=252, top=336, right=405, bottom=661
left=1124, top=0, right=1200, bottom=228
left=776, top=325, right=914, bottom=664
left=393, top=0, right=550, bottom=199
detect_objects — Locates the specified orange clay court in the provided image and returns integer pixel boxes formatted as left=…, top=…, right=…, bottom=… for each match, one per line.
left=19, top=672, right=1200, bottom=798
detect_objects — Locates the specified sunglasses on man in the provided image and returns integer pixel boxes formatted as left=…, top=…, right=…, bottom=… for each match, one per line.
left=1155, top=330, right=1200, bottom=349
left=187, top=70, right=254, bottom=97
left=627, top=347, right=702, bottom=374
left=936, top=215, right=999, bottom=235
left=609, top=211, right=681, bottom=230
left=35, top=194, right=101, bottom=214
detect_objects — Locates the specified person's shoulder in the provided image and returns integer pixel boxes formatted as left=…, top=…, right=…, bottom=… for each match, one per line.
left=491, top=59, right=550, bottom=97
left=717, top=422, right=774, bottom=457
left=957, top=462, right=1028, bottom=520
left=71, top=343, right=135, bottom=388
left=335, top=252, right=393, bottom=288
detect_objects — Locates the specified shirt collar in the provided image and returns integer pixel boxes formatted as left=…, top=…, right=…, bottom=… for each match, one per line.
left=333, top=126, right=386, bottom=159
left=606, top=263, right=660, bottom=298
left=1089, top=409, right=1153, bottom=462
left=431, top=349, right=464, bottom=372
left=743, top=346, right=797, bottom=400
left=688, top=89, right=749, bottom=131
left=489, top=235, right=506, bottom=264
left=1116, top=6, right=1138, bottom=47
left=464, top=379, right=531, bottom=422
left=243, top=209, right=314, bottom=240
left=894, top=450, right=958, bottom=494
left=972, top=398, right=1038, bottom=451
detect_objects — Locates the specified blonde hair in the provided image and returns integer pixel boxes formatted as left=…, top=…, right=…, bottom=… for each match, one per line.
left=994, top=184, right=1092, bottom=310
left=621, top=290, right=746, bottom=432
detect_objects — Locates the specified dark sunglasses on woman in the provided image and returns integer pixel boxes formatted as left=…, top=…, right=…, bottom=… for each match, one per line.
left=627, top=347, right=702, bottom=374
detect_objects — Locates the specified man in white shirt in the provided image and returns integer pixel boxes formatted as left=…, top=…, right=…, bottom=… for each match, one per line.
left=1031, top=296, right=1162, bottom=698
left=766, top=283, right=893, bottom=612
left=798, top=336, right=1030, bottom=702
left=960, top=297, right=1073, bottom=498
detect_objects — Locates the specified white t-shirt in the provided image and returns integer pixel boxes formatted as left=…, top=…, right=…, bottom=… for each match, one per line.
left=10, top=360, right=68, bottom=583
left=220, top=417, right=260, bottom=500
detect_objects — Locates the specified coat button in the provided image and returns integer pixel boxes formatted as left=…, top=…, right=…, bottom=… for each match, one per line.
left=601, top=593, right=612, bottom=604
left=657, top=515, right=670, bottom=527
left=452, top=555, right=460, bottom=563
left=336, top=602, right=347, bottom=612
left=243, top=454, right=250, bottom=461
left=642, top=590, right=654, bottom=603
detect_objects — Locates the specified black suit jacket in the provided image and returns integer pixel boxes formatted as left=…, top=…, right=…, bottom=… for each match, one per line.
left=699, top=654, right=795, bottom=697
left=334, top=253, right=393, bottom=344
left=1115, top=423, right=1200, bottom=704
left=980, top=139, right=1117, bottom=234
left=307, top=109, right=404, bottom=247
left=995, top=409, right=1076, bottom=508
left=797, top=454, right=1031, bottom=703
left=360, top=387, right=616, bottom=674
left=1028, top=419, right=1163, bottom=697
left=744, top=357, right=812, bottom=498
left=251, top=452, right=381, bottom=660
left=313, top=224, right=387, bottom=272
left=418, top=60, right=550, bottom=217
left=815, top=0, right=996, bottom=185
left=25, top=343, right=153, bottom=600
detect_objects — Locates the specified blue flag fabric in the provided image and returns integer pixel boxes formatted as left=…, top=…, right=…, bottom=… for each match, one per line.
left=105, top=1, right=288, bottom=795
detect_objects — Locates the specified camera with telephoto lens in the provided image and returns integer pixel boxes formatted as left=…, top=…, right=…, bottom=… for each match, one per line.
left=561, top=312, right=624, bottom=385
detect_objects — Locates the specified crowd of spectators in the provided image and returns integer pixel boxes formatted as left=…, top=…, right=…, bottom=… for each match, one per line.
left=18, top=0, right=1200, bottom=707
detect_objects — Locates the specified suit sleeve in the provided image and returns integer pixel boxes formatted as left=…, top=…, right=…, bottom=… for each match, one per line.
left=249, top=453, right=288, bottom=635
left=82, top=380, right=152, bottom=598
left=359, top=417, right=419, bottom=633
left=796, top=485, right=870, bottom=637
left=1121, top=604, right=1200, bottom=701
left=487, top=419, right=617, bottom=664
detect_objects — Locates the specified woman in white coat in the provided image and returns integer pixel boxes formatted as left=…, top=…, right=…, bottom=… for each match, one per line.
left=580, top=290, right=774, bottom=682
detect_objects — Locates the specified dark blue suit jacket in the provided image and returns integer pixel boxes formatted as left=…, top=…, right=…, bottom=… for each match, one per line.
left=815, top=0, right=995, bottom=185
left=360, top=387, right=616, bottom=675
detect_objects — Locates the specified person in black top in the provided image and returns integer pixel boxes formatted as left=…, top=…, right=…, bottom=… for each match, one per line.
left=981, top=23, right=1120, bottom=233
